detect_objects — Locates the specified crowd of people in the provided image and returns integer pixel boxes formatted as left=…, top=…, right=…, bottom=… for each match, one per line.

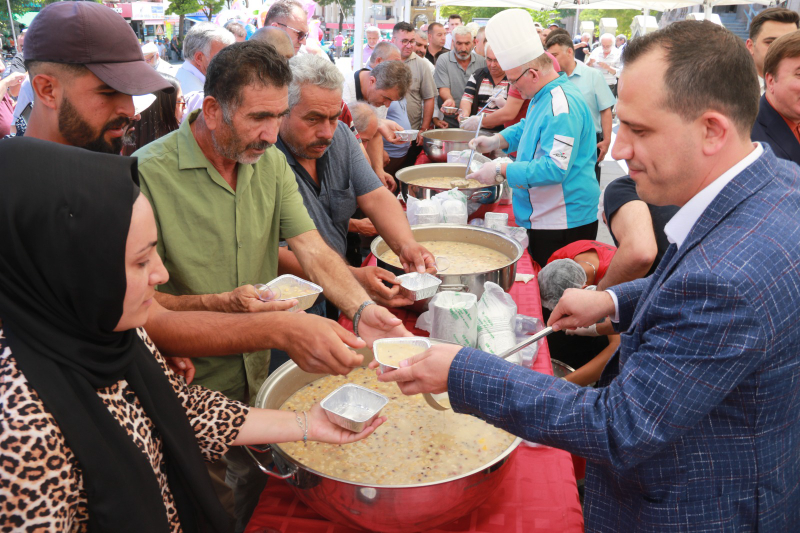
left=2, top=1, right=800, bottom=532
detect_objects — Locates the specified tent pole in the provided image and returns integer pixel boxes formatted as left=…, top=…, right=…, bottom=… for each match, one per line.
left=5, top=0, right=18, bottom=52
left=354, top=0, right=364, bottom=69
left=573, top=8, right=581, bottom=37
left=703, top=0, right=712, bottom=16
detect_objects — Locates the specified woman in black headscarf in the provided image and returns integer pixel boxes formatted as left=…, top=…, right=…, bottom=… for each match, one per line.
left=0, top=137, right=384, bottom=533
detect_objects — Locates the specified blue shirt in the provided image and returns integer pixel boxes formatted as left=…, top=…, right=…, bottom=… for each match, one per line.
left=566, top=61, right=616, bottom=134
left=502, top=73, right=600, bottom=230
left=384, top=99, right=411, bottom=159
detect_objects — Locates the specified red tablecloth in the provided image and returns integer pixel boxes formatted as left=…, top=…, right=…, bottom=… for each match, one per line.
left=245, top=204, right=584, bottom=533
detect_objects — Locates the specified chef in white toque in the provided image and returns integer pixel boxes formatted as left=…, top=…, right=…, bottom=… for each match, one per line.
left=466, top=9, right=601, bottom=268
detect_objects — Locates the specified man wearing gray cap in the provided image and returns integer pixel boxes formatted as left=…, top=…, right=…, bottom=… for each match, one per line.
left=466, top=9, right=599, bottom=268
left=23, top=2, right=175, bottom=154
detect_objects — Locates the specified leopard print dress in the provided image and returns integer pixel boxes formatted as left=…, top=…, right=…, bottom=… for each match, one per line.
left=0, top=326, right=250, bottom=532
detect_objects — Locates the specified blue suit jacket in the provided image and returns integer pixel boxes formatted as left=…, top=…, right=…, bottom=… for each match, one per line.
left=752, top=93, right=800, bottom=165
left=449, top=146, right=800, bottom=531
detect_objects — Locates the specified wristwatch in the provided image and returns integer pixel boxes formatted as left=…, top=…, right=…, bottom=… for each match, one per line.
left=494, top=162, right=504, bottom=183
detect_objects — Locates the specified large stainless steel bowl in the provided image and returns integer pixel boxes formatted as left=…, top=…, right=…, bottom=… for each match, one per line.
left=421, top=129, right=486, bottom=162
left=251, top=346, right=522, bottom=533
left=371, top=224, right=524, bottom=301
left=396, top=163, right=504, bottom=221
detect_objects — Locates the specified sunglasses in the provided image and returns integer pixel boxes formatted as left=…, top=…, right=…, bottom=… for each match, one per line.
left=276, top=22, right=308, bottom=42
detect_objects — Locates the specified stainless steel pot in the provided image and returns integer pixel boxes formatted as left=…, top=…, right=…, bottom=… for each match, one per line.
left=371, top=224, right=523, bottom=301
left=250, top=345, right=522, bottom=533
left=396, top=163, right=504, bottom=221
left=421, top=129, right=487, bottom=162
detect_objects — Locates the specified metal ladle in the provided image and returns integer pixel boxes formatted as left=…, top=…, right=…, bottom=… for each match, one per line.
left=423, top=326, right=555, bottom=411
left=459, top=86, right=506, bottom=180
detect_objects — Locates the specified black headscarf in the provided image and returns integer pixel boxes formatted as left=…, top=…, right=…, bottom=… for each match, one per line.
left=0, top=137, right=231, bottom=533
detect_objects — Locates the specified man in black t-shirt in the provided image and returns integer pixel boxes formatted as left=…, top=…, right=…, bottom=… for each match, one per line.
left=425, top=22, right=448, bottom=66
left=598, top=175, right=679, bottom=290
left=574, top=33, right=591, bottom=63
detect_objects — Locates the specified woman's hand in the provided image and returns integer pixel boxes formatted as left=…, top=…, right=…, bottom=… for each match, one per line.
left=166, top=356, right=196, bottom=384
left=307, top=402, right=386, bottom=444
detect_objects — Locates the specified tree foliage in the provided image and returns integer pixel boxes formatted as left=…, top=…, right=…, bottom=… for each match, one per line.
left=440, top=6, right=561, bottom=26
left=317, top=0, right=356, bottom=36
left=198, top=0, right=226, bottom=21
left=1, top=0, right=62, bottom=37
left=577, top=9, right=645, bottom=38
left=165, top=0, right=224, bottom=40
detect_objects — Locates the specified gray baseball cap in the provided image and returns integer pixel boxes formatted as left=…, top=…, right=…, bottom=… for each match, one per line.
left=25, top=2, right=173, bottom=95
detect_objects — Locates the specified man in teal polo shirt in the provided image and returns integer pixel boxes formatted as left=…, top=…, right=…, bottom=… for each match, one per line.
left=467, top=9, right=600, bottom=268
left=134, top=41, right=411, bottom=530
left=547, top=32, right=616, bottom=183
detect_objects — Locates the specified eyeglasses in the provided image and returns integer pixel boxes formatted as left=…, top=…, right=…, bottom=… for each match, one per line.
left=510, top=67, right=535, bottom=86
left=177, top=98, right=187, bottom=110
left=276, top=22, right=308, bottom=42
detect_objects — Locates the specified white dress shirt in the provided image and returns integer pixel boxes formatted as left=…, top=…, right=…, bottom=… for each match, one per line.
left=181, top=90, right=206, bottom=123
left=606, top=143, right=764, bottom=320
left=588, top=46, right=621, bottom=86
left=175, top=61, right=205, bottom=94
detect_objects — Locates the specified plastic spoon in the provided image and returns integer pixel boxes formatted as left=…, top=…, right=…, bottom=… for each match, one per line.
left=423, top=327, right=555, bottom=411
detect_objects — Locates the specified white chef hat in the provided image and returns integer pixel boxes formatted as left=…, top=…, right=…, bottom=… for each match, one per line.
left=485, top=9, right=544, bottom=71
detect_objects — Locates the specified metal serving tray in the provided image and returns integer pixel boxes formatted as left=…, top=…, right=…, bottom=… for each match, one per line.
left=267, top=274, right=323, bottom=313
left=373, top=337, right=432, bottom=374
left=396, top=272, right=443, bottom=301
left=320, top=384, right=388, bottom=433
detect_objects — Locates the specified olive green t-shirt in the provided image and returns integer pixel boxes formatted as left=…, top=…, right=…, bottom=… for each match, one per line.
left=134, top=111, right=316, bottom=403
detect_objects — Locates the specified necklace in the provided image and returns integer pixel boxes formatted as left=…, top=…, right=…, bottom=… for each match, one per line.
left=577, top=259, right=596, bottom=282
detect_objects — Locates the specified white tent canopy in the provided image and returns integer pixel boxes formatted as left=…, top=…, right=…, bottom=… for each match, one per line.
left=434, top=0, right=773, bottom=14
left=557, top=0, right=772, bottom=14
left=435, top=0, right=556, bottom=9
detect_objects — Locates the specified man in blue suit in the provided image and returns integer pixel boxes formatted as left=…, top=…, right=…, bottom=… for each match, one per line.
left=752, top=30, right=800, bottom=165
left=379, top=21, right=800, bottom=531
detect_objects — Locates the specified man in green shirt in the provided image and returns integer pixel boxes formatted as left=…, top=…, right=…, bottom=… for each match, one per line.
left=135, top=41, right=414, bottom=530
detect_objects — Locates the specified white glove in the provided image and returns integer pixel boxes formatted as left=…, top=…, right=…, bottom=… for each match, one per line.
left=460, top=115, right=482, bottom=131
left=490, top=94, right=507, bottom=109
left=565, top=324, right=600, bottom=337
left=465, top=161, right=499, bottom=185
left=468, top=135, right=501, bottom=153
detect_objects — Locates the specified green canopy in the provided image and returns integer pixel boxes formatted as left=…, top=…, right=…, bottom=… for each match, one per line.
left=13, top=11, right=37, bottom=27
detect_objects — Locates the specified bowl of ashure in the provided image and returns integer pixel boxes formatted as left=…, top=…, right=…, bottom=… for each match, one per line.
left=250, top=339, right=521, bottom=533
left=371, top=224, right=523, bottom=303
left=258, top=274, right=323, bottom=312
left=396, top=162, right=504, bottom=221
left=373, top=337, right=431, bottom=373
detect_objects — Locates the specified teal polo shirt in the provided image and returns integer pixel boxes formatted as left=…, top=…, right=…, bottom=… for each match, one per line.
left=566, top=61, right=616, bottom=134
